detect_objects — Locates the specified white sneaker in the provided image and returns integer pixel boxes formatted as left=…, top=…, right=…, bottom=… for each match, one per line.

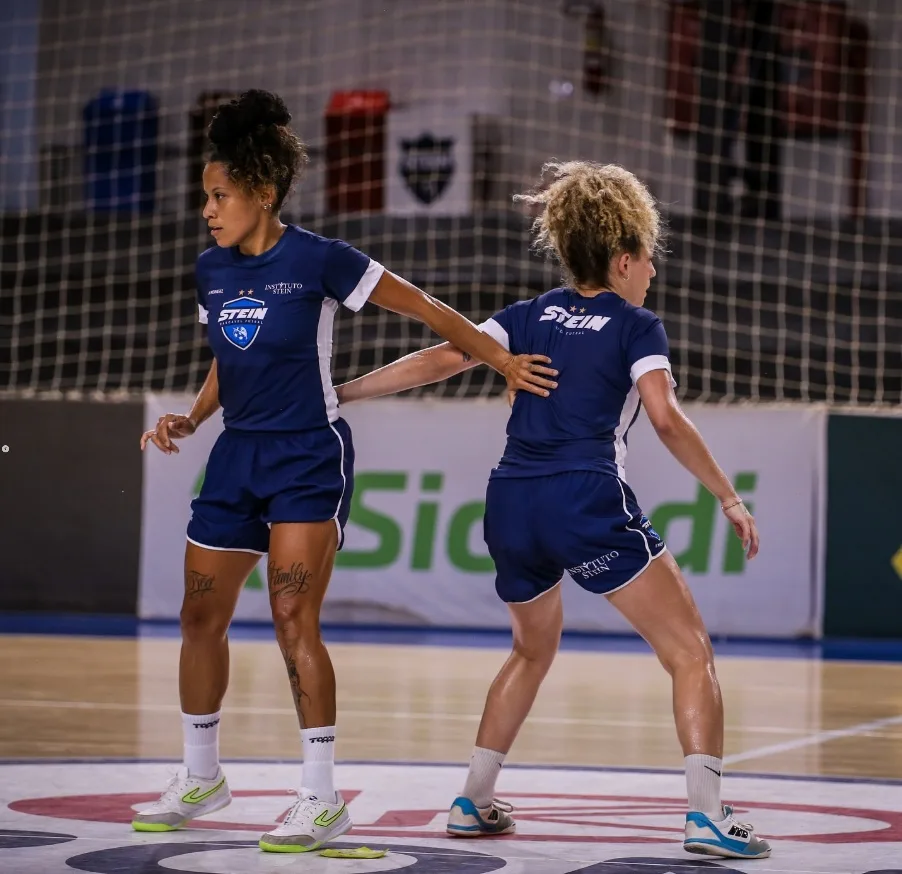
left=684, top=804, right=772, bottom=859
left=447, top=796, right=516, bottom=836
left=258, top=790, right=352, bottom=853
left=131, top=767, right=231, bottom=832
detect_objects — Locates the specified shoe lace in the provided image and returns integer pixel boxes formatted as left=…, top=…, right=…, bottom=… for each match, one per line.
left=282, top=791, right=323, bottom=825
left=157, top=768, right=190, bottom=805
left=724, top=808, right=753, bottom=831
left=491, top=798, right=513, bottom=814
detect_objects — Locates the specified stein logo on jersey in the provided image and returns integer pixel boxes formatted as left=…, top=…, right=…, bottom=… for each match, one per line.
left=539, top=305, right=611, bottom=332
left=218, top=297, right=268, bottom=350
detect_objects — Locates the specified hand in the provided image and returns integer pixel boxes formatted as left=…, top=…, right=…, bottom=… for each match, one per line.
left=722, top=499, right=759, bottom=560
left=140, top=413, right=197, bottom=455
left=502, top=354, right=558, bottom=407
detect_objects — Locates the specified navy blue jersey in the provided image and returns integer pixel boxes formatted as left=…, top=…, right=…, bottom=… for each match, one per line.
left=481, top=287, right=674, bottom=480
left=196, top=225, right=384, bottom=432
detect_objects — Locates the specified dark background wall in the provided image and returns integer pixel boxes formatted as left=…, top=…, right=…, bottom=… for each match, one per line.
left=0, top=399, right=143, bottom=613
left=824, top=412, right=902, bottom=638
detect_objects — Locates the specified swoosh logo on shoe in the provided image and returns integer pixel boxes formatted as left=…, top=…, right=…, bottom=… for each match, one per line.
left=314, top=803, right=346, bottom=828
left=181, top=778, right=225, bottom=805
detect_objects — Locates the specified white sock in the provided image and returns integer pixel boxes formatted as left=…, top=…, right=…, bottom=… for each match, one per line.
left=301, top=726, right=337, bottom=803
left=182, top=711, right=221, bottom=780
left=685, top=754, right=724, bottom=819
left=462, top=746, right=506, bottom=808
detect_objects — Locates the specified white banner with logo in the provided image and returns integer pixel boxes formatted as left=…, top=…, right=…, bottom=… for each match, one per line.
left=139, top=396, right=826, bottom=637
left=385, top=106, right=472, bottom=216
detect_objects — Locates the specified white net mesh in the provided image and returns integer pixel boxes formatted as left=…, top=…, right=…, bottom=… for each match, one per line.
left=1, top=0, right=900, bottom=403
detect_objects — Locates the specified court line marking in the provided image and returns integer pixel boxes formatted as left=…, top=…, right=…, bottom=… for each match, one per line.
left=2, top=756, right=902, bottom=786
left=0, top=697, right=811, bottom=736
left=0, top=829, right=847, bottom=874
left=724, top=713, right=902, bottom=765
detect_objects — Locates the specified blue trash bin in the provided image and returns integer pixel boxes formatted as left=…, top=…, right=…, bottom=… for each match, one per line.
left=83, top=89, right=158, bottom=213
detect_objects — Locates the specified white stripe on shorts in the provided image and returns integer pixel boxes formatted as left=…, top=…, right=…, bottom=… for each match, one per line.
left=328, top=423, right=348, bottom=547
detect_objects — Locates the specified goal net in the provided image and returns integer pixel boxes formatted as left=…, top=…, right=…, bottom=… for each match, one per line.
left=1, top=0, right=899, bottom=404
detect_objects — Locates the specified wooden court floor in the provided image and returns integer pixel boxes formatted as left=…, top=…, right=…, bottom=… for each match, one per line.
left=3, top=632, right=902, bottom=779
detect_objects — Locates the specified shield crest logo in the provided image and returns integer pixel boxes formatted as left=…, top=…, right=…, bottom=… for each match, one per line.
left=640, top=515, right=662, bottom=543
left=399, top=133, right=455, bottom=205
left=219, top=297, right=267, bottom=350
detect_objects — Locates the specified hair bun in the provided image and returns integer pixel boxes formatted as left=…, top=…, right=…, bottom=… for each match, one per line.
left=208, top=90, right=291, bottom=147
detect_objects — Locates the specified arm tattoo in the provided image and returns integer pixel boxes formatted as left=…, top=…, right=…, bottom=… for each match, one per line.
left=267, top=561, right=313, bottom=598
left=282, top=651, right=311, bottom=713
left=186, top=570, right=215, bottom=599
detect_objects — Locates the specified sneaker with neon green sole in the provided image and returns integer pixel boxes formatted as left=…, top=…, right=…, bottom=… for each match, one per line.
left=131, top=767, right=231, bottom=832
left=259, top=790, right=352, bottom=853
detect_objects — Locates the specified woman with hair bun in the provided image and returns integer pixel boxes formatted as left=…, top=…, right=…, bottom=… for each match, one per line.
left=337, top=161, right=770, bottom=860
left=134, top=90, right=557, bottom=852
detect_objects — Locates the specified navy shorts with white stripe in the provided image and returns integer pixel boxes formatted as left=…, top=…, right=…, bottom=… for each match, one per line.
left=187, top=417, right=354, bottom=554
left=484, top=470, right=666, bottom=602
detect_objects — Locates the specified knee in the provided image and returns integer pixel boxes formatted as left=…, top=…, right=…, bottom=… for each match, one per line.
left=512, top=628, right=561, bottom=671
left=180, top=602, right=230, bottom=643
left=270, top=600, right=320, bottom=642
left=657, top=635, right=716, bottom=678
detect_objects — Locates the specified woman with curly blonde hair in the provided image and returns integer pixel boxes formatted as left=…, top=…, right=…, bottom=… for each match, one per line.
left=336, top=161, right=769, bottom=860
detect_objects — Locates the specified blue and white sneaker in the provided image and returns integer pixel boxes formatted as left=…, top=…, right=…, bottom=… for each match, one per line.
left=446, top=797, right=515, bottom=837
left=684, top=805, right=771, bottom=859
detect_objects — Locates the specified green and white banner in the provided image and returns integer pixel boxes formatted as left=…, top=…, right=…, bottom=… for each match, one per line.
left=139, top=395, right=826, bottom=637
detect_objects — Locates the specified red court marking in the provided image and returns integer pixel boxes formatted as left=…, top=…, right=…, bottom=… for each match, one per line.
left=9, top=789, right=902, bottom=844
left=9, top=789, right=361, bottom=833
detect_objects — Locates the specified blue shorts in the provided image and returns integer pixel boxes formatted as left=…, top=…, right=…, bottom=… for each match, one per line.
left=186, top=419, right=354, bottom=555
left=484, top=470, right=667, bottom=603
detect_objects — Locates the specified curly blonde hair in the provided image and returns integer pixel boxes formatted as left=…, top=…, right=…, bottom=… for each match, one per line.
left=515, top=161, right=662, bottom=289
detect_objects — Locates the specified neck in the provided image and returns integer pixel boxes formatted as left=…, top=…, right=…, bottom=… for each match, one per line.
left=574, top=285, right=614, bottom=299
left=238, top=218, right=286, bottom=257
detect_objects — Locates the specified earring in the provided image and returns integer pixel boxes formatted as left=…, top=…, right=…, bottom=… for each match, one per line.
left=263, top=203, right=271, bottom=211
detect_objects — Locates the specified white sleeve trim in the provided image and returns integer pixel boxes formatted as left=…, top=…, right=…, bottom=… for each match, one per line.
left=343, top=259, right=385, bottom=312
left=631, top=354, right=676, bottom=387
left=198, top=303, right=208, bottom=325
left=478, top=317, right=510, bottom=351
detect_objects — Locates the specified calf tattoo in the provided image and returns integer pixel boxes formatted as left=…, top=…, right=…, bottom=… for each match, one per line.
left=186, top=570, right=215, bottom=599
left=267, top=561, right=312, bottom=598
left=282, top=651, right=311, bottom=712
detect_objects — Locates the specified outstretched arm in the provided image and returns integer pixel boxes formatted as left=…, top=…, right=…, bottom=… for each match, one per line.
left=338, top=342, right=476, bottom=403
left=366, top=271, right=556, bottom=399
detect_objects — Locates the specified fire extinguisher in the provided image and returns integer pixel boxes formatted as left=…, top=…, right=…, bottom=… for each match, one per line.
left=583, top=4, right=609, bottom=95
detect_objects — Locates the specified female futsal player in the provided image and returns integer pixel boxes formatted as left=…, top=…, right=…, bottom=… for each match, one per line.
left=336, top=161, right=770, bottom=860
left=135, top=90, right=557, bottom=853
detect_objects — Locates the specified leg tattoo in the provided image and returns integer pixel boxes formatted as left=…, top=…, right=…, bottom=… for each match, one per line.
left=268, top=561, right=313, bottom=599
left=186, top=570, right=215, bottom=599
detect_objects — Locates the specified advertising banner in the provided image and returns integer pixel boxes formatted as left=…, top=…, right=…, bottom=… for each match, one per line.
left=139, top=396, right=825, bottom=637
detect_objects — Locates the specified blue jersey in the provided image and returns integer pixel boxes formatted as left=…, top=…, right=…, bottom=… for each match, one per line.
left=196, top=225, right=384, bottom=432
left=481, top=287, right=674, bottom=480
